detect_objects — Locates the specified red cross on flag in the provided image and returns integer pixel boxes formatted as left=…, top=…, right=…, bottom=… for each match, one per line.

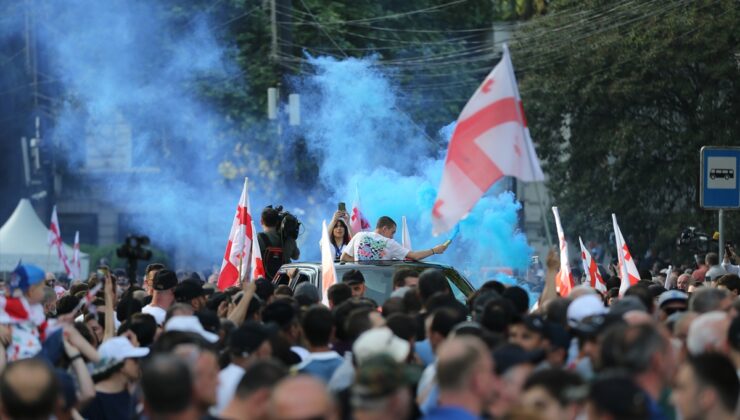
left=320, top=219, right=337, bottom=306
left=47, top=206, right=71, bottom=276
left=579, top=237, right=606, bottom=293
left=217, top=178, right=254, bottom=290
left=612, top=214, right=640, bottom=296
left=552, top=207, right=574, bottom=297
left=432, top=44, right=545, bottom=235
left=350, top=186, right=371, bottom=235
left=250, top=220, right=266, bottom=280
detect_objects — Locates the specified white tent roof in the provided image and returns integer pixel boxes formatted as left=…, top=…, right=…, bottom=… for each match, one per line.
left=0, top=199, right=89, bottom=278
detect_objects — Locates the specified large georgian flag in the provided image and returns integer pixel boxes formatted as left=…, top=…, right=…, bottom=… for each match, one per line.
left=432, top=44, right=544, bottom=235
left=552, top=207, right=574, bottom=297
left=218, top=178, right=253, bottom=290
left=612, top=214, right=640, bottom=296
left=47, top=206, right=71, bottom=276
left=579, top=237, right=606, bottom=293
left=350, top=186, right=371, bottom=235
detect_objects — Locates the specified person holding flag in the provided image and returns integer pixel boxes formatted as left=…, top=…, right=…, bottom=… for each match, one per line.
left=341, top=216, right=448, bottom=262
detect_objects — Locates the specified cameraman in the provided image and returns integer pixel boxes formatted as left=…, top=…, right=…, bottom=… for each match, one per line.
left=258, top=206, right=300, bottom=280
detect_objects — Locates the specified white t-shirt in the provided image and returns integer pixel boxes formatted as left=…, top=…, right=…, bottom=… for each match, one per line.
left=212, top=363, right=245, bottom=416
left=343, top=232, right=409, bottom=261
left=142, top=305, right=166, bottom=326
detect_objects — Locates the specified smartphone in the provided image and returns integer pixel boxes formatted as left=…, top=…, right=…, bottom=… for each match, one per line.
left=97, top=266, right=110, bottom=278
left=338, top=202, right=346, bottom=212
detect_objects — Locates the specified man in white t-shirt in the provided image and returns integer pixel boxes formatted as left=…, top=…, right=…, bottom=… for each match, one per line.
left=141, top=269, right=177, bottom=325
left=341, top=216, right=448, bottom=262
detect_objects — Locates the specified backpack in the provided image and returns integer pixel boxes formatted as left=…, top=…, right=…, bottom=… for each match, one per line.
left=259, top=232, right=284, bottom=280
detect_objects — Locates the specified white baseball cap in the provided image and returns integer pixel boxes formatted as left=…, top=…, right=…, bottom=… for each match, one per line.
left=567, top=294, right=607, bottom=327
left=98, top=336, right=150, bottom=361
left=352, top=327, right=410, bottom=364
left=164, top=315, right=219, bottom=343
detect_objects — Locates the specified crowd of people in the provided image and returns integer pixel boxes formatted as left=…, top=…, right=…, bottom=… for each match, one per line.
left=2, top=211, right=740, bottom=420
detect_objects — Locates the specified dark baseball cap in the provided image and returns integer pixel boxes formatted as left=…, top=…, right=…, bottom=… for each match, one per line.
left=228, top=322, right=277, bottom=357
left=523, top=315, right=548, bottom=335
left=174, top=280, right=208, bottom=302
left=153, top=270, right=178, bottom=291
left=342, top=269, right=365, bottom=286
left=493, top=343, right=544, bottom=375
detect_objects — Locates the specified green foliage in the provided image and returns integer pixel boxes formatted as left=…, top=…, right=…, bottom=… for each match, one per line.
left=515, top=0, right=740, bottom=257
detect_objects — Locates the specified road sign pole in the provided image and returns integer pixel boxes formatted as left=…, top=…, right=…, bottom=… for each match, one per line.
left=719, top=209, right=725, bottom=262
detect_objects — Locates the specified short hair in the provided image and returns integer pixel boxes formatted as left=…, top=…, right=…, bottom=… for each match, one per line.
left=436, top=336, right=489, bottom=392
left=118, top=313, right=157, bottom=347
left=116, top=295, right=143, bottom=323
left=235, top=359, right=288, bottom=398
left=302, top=305, right=334, bottom=347
left=146, top=263, right=165, bottom=274
left=0, top=359, right=59, bottom=420
left=327, top=283, right=352, bottom=307
left=345, top=308, right=373, bottom=342
left=141, top=355, right=193, bottom=414
left=261, top=207, right=281, bottom=227
left=342, top=269, right=365, bottom=284
left=600, top=323, right=668, bottom=374
left=481, top=297, right=517, bottom=334
left=717, top=274, right=740, bottom=294
left=523, top=368, right=585, bottom=406
left=57, top=294, right=81, bottom=315
left=706, top=252, right=720, bottom=266
left=418, top=269, right=449, bottom=303
left=385, top=313, right=417, bottom=341
left=393, top=269, right=418, bottom=289
left=503, top=286, right=530, bottom=315
left=274, top=285, right=293, bottom=297
left=689, top=288, right=731, bottom=313
left=624, top=285, right=654, bottom=313
left=431, top=306, right=467, bottom=338
left=687, top=311, right=729, bottom=356
left=375, top=216, right=396, bottom=230
left=689, top=353, right=740, bottom=412
left=381, top=297, right=405, bottom=318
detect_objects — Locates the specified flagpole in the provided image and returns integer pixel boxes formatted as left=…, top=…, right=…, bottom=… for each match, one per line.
left=238, top=254, right=243, bottom=286
left=502, top=44, right=553, bottom=248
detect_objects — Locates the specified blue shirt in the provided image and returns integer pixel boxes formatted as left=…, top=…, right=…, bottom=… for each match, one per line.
left=298, top=351, right=343, bottom=383
left=422, top=405, right=480, bottom=420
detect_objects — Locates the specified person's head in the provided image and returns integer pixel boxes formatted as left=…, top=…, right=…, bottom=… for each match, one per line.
left=623, top=285, right=654, bottom=314
left=294, top=282, right=320, bottom=307
left=42, top=286, right=57, bottom=316
left=174, top=280, right=209, bottom=311
left=302, top=305, right=334, bottom=349
left=657, top=290, right=689, bottom=321
left=418, top=269, right=449, bottom=305
left=330, top=219, right=350, bottom=246
left=521, top=369, right=585, bottom=420
left=672, top=353, right=740, bottom=420
left=342, top=270, right=366, bottom=298
left=436, top=335, right=497, bottom=409
left=327, top=283, right=352, bottom=309
left=151, top=269, right=178, bottom=305
left=706, top=252, right=720, bottom=266
left=689, top=287, right=733, bottom=313
left=84, top=313, right=103, bottom=345
left=687, top=311, right=730, bottom=356
left=144, top=263, right=165, bottom=295
left=56, top=294, right=80, bottom=317
left=503, top=286, right=530, bottom=315
left=351, top=354, right=414, bottom=419
left=229, top=359, right=288, bottom=420
left=677, top=273, right=692, bottom=291
left=587, top=375, right=649, bottom=420
left=228, top=322, right=274, bottom=366
left=92, top=336, right=149, bottom=384
left=480, top=297, right=517, bottom=334
left=429, top=304, right=468, bottom=352
left=0, top=359, right=59, bottom=420
left=261, top=206, right=281, bottom=229
left=120, top=313, right=158, bottom=347
left=262, top=300, right=301, bottom=344
left=352, top=327, right=410, bottom=366
left=599, top=323, right=674, bottom=387
left=141, top=354, right=194, bottom=418
left=269, top=375, right=338, bottom=420
left=717, top=274, right=740, bottom=297
left=172, top=343, right=220, bottom=411
left=392, top=269, right=419, bottom=290
left=509, top=315, right=547, bottom=352
left=374, top=216, right=397, bottom=239
left=11, top=263, right=46, bottom=304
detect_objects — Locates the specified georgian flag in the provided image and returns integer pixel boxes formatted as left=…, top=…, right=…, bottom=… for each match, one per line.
left=350, top=186, right=371, bottom=235
left=47, top=206, right=72, bottom=276
left=432, top=44, right=544, bottom=235
left=552, top=207, right=574, bottom=297
left=250, top=220, right=266, bottom=280
left=579, top=237, right=606, bottom=293
left=217, top=178, right=253, bottom=290
left=612, top=214, right=641, bottom=296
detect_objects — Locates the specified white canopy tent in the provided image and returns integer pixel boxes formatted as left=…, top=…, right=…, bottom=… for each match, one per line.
left=0, top=199, right=90, bottom=279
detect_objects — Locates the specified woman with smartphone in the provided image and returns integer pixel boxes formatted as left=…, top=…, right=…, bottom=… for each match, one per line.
left=327, top=205, right=353, bottom=261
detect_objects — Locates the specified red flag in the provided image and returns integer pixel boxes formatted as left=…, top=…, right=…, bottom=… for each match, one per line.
left=612, top=214, right=640, bottom=296
left=552, top=207, right=574, bottom=297
left=432, top=45, right=544, bottom=235
left=579, top=237, right=606, bottom=293
left=47, top=206, right=72, bottom=276
left=320, top=220, right=337, bottom=306
left=350, top=186, right=371, bottom=235
left=250, top=221, right=266, bottom=280
left=217, top=178, right=253, bottom=290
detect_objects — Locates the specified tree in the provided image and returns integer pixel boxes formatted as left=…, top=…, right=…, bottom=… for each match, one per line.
left=515, top=0, right=740, bottom=261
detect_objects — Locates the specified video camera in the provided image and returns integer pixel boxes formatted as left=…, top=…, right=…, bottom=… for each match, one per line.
left=116, top=235, right=153, bottom=285
left=267, top=205, right=302, bottom=241
left=676, top=226, right=710, bottom=253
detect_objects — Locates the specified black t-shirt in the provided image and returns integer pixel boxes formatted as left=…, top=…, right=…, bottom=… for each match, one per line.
left=81, top=390, right=135, bottom=420
left=258, top=231, right=300, bottom=262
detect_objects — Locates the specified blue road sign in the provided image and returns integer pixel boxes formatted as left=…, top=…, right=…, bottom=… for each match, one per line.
left=700, top=147, right=740, bottom=209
